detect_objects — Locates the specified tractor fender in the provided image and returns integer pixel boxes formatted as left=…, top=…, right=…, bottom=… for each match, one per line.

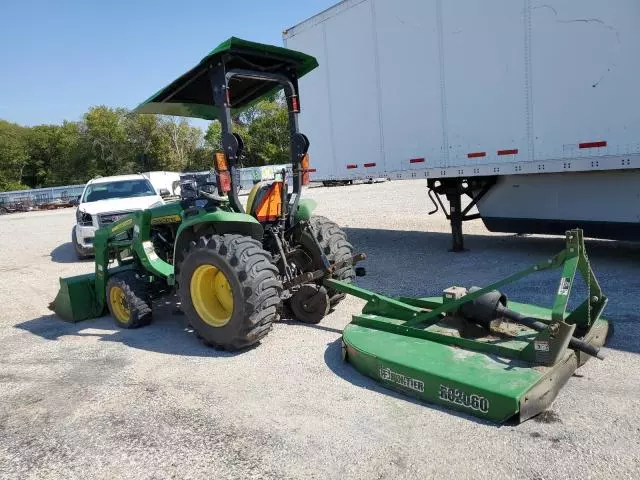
left=295, top=199, right=317, bottom=222
left=173, top=210, right=264, bottom=271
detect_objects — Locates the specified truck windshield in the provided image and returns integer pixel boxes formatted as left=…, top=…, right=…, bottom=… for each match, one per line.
left=82, top=179, right=156, bottom=203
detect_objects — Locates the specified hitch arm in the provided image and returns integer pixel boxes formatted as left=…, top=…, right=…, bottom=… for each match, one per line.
left=283, top=253, right=366, bottom=290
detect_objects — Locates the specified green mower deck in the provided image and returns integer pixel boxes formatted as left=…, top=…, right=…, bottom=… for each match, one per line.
left=342, top=301, right=608, bottom=423
left=328, top=229, right=609, bottom=423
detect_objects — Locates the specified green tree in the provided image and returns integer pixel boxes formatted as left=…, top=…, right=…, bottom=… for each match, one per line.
left=23, top=124, right=57, bottom=187
left=51, top=121, right=95, bottom=185
left=0, top=120, right=29, bottom=190
left=162, top=117, right=204, bottom=171
left=126, top=114, right=173, bottom=172
left=84, top=106, right=131, bottom=175
left=0, top=93, right=289, bottom=190
left=246, top=98, right=289, bottom=166
left=202, top=96, right=289, bottom=168
left=187, top=146, right=216, bottom=172
left=204, top=121, right=222, bottom=152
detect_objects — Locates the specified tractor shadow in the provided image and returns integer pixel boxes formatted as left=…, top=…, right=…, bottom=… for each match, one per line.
left=343, top=227, right=640, bottom=355
left=279, top=319, right=343, bottom=335
left=322, top=337, right=496, bottom=426
left=20, top=228, right=640, bottom=358
left=15, top=299, right=248, bottom=358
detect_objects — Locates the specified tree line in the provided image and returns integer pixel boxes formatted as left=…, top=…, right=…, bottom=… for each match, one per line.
left=0, top=96, right=290, bottom=191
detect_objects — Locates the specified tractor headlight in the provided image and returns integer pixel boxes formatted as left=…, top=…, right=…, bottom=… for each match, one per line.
left=76, top=209, right=93, bottom=226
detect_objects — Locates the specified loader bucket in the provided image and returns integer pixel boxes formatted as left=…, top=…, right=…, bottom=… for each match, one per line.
left=50, top=273, right=104, bottom=322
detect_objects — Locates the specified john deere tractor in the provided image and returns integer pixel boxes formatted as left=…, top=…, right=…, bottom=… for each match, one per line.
left=52, top=37, right=363, bottom=350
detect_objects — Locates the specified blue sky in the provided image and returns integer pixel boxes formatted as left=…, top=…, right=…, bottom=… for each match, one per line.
left=0, top=0, right=333, bottom=126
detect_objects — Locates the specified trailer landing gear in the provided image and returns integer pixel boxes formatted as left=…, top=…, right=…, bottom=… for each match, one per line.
left=427, top=177, right=496, bottom=252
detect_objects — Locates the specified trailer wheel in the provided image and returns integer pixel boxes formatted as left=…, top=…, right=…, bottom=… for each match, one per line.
left=106, top=272, right=153, bottom=329
left=301, top=216, right=355, bottom=307
left=179, top=234, right=282, bottom=351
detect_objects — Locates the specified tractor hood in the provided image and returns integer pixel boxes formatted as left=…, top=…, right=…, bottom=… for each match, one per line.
left=132, top=37, right=318, bottom=120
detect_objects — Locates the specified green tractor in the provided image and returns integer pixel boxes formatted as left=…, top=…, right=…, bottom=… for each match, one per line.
left=51, top=37, right=364, bottom=350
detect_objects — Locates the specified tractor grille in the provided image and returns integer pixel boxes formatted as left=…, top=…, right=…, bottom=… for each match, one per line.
left=98, top=210, right=135, bottom=226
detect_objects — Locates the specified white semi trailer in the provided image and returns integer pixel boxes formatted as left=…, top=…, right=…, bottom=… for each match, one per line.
left=283, top=0, right=640, bottom=250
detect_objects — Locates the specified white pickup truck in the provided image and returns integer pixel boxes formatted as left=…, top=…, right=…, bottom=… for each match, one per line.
left=72, top=174, right=165, bottom=259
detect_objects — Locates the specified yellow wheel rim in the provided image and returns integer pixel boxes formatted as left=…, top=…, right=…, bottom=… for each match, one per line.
left=190, top=264, right=234, bottom=327
left=109, top=285, right=130, bottom=323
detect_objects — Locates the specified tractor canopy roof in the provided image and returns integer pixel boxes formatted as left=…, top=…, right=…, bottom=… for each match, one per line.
left=132, top=37, right=318, bottom=121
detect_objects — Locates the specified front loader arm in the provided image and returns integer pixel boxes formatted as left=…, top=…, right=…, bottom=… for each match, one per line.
left=91, top=214, right=137, bottom=316
left=92, top=211, right=174, bottom=313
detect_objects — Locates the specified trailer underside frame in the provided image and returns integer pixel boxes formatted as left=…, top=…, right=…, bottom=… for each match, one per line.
left=314, top=154, right=639, bottom=252
left=427, top=177, right=497, bottom=252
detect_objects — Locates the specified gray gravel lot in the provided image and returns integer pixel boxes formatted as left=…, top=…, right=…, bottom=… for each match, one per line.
left=1, top=179, right=639, bottom=479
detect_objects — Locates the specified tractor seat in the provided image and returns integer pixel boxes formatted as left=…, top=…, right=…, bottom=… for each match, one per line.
left=246, top=180, right=283, bottom=222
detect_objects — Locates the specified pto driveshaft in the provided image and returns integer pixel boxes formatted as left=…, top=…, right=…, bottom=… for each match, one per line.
left=459, top=289, right=604, bottom=360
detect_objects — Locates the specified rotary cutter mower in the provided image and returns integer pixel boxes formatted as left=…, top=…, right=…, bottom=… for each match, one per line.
left=328, top=229, right=609, bottom=423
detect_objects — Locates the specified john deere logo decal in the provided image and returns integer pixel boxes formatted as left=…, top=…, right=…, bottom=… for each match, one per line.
left=151, top=214, right=181, bottom=225
left=111, top=218, right=134, bottom=233
left=379, top=367, right=424, bottom=393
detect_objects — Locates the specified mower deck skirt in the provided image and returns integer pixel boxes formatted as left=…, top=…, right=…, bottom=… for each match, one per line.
left=342, top=309, right=608, bottom=423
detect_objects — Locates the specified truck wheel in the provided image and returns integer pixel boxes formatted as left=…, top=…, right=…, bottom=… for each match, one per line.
left=106, top=272, right=153, bottom=329
left=72, top=227, right=92, bottom=260
left=301, top=216, right=355, bottom=307
left=179, top=234, right=282, bottom=351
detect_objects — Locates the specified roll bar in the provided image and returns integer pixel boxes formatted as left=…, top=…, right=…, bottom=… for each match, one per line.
left=208, top=66, right=309, bottom=225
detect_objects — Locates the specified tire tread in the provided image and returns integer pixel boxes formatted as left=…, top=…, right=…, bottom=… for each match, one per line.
left=106, top=271, right=153, bottom=329
left=179, top=234, right=282, bottom=350
left=308, top=216, right=355, bottom=306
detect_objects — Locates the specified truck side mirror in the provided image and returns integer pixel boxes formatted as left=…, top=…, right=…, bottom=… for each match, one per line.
left=159, top=188, right=171, bottom=198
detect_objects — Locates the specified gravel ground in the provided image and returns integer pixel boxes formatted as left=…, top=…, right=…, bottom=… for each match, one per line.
left=1, top=179, right=639, bottom=479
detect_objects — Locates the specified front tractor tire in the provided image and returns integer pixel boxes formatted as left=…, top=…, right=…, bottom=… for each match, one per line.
left=301, top=216, right=355, bottom=307
left=179, top=234, right=282, bottom=351
left=106, top=272, right=153, bottom=329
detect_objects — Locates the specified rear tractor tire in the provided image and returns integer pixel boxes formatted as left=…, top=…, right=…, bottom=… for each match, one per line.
left=179, top=234, right=282, bottom=351
left=301, top=216, right=355, bottom=307
left=106, top=271, right=153, bottom=329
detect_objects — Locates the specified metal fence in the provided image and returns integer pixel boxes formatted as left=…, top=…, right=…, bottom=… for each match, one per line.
left=0, top=165, right=294, bottom=208
left=181, top=164, right=293, bottom=193
left=0, top=184, right=85, bottom=207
